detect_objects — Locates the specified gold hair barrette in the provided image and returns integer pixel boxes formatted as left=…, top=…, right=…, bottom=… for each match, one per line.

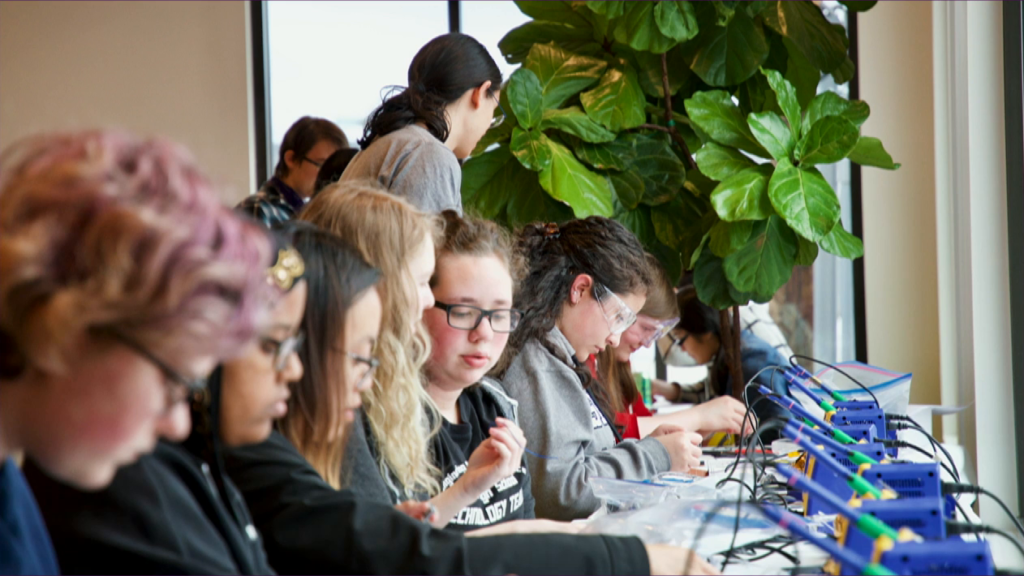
left=268, top=247, right=305, bottom=291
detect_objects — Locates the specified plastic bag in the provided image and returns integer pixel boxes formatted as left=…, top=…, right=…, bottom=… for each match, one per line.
left=580, top=499, right=785, bottom=556
left=589, top=477, right=674, bottom=513
left=794, top=361, right=912, bottom=417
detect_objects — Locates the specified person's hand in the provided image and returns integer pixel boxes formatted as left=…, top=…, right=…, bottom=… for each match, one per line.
left=466, top=518, right=584, bottom=536
left=651, top=379, right=681, bottom=402
left=394, top=500, right=437, bottom=523
left=648, top=423, right=687, bottom=438
left=653, top=430, right=703, bottom=472
left=456, top=417, right=525, bottom=498
left=645, top=544, right=720, bottom=575
left=693, top=395, right=752, bottom=436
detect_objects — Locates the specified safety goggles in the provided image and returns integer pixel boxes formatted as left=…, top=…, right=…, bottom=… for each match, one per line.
left=592, top=283, right=637, bottom=336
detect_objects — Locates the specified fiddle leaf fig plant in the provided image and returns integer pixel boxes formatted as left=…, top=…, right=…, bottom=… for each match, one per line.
left=462, top=0, right=897, bottom=389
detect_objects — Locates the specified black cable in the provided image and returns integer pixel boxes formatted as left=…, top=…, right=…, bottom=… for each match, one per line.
left=881, top=439, right=959, bottom=480
left=887, top=419, right=961, bottom=482
left=953, top=496, right=972, bottom=523
left=737, top=542, right=801, bottom=565
left=947, top=521, right=1024, bottom=566
left=943, top=483, right=1024, bottom=539
left=788, top=353, right=880, bottom=406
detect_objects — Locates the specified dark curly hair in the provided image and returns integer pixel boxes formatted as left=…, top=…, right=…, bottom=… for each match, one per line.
left=492, top=217, right=653, bottom=378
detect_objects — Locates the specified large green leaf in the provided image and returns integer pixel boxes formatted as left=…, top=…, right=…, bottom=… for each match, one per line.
left=686, top=8, right=769, bottom=87
left=574, top=138, right=635, bottom=171
left=631, top=45, right=690, bottom=98
left=537, top=138, right=614, bottom=217
left=685, top=90, right=771, bottom=158
left=803, top=91, right=870, bottom=133
left=784, top=37, right=820, bottom=108
left=709, top=219, right=754, bottom=258
left=653, top=191, right=716, bottom=269
left=461, top=145, right=518, bottom=219
left=523, top=43, right=607, bottom=109
left=539, top=107, right=616, bottom=143
left=723, top=216, right=798, bottom=300
left=514, top=1, right=593, bottom=29
left=472, top=120, right=515, bottom=157
left=498, top=21, right=597, bottom=65
left=510, top=127, right=553, bottom=172
left=694, top=142, right=757, bottom=181
left=795, top=116, right=859, bottom=166
left=831, top=55, right=855, bottom=84
left=613, top=1, right=680, bottom=53
left=847, top=136, right=900, bottom=170
left=795, top=235, right=819, bottom=266
left=655, top=1, right=699, bottom=42
left=585, top=0, right=626, bottom=19
left=767, top=157, right=840, bottom=241
left=507, top=68, right=544, bottom=129
left=748, top=111, right=795, bottom=161
left=761, top=1, right=848, bottom=75
left=608, top=169, right=645, bottom=210
left=580, top=67, right=646, bottom=131
left=710, top=164, right=775, bottom=221
left=625, top=133, right=688, bottom=206
left=694, top=249, right=754, bottom=309
left=614, top=204, right=657, bottom=246
left=649, top=240, right=684, bottom=286
left=505, top=169, right=575, bottom=227
left=762, top=68, right=801, bottom=140
left=819, top=222, right=864, bottom=259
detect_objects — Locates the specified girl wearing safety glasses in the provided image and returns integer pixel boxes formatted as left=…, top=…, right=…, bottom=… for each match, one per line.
left=495, top=218, right=704, bottom=521
left=593, top=254, right=752, bottom=443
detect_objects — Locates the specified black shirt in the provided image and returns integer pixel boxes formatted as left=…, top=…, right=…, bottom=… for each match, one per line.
left=432, top=386, right=535, bottom=531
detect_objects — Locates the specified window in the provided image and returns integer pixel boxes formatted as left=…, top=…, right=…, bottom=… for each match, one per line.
left=265, top=1, right=449, bottom=161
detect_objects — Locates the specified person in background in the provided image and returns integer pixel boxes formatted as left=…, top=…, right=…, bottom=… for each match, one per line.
left=593, top=255, right=752, bottom=442
left=24, top=233, right=309, bottom=574
left=673, top=288, right=792, bottom=441
left=238, top=116, right=347, bottom=227
left=312, top=147, right=359, bottom=197
left=0, top=130, right=273, bottom=574
left=342, top=33, right=503, bottom=214
left=496, top=219, right=703, bottom=521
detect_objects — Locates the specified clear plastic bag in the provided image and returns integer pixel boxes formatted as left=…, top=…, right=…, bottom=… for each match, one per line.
left=794, top=361, right=912, bottom=417
left=580, top=499, right=785, bottom=556
left=589, top=477, right=674, bottom=513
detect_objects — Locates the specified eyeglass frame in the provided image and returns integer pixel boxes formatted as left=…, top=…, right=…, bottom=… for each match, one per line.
left=107, top=329, right=207, bottom=412
left=637, top=315, right=680, bottom=348
left=302, top=156, right=325, bottom=169
left=591, top=283, right=638, bottom=337
left=489, top=91, right=506, bottom=129
left=347, top=352, right=379, bottom=391
left=259, top=331, right=305, bottom=372
left=433, top=301, right=523, bottom=333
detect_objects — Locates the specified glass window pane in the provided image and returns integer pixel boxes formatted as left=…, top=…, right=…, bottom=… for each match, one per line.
left=459, top=1, right=532, bottom=84
left=266, top=1, right=448, bottom=158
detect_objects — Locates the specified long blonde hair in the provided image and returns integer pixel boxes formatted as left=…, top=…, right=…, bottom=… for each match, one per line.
left=299, top=182, right=441, bottom=496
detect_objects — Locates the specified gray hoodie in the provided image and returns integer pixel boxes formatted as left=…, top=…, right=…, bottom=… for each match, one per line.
left=500, top=327, right=671, bottom=520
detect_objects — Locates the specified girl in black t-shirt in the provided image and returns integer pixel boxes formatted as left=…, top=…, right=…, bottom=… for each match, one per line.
left=422, top=211, right=579, bottom=535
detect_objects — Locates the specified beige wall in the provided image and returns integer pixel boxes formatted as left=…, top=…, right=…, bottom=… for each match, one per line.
left=0, top=1, right=253, bottom=205
left=857, top=2, right=942, bottom=409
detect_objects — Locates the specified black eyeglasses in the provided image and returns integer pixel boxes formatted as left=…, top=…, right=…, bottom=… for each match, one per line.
left=347, top=352, right=379, bottom=391
left=434, top=301, right=523, bottom=333
left=302, top=156, right=325, bottom=168
left=489, top=92, right=506, bottom=128
left=109, top=330, right=207, bottom=412
left=259, top=332, right=304, bottom=371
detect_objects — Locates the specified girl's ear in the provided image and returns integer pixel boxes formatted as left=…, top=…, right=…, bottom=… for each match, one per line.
left=568, top=273, right=593, bottom=305
left=470, top=80, right=493, bottom=109
left=283, top=149, right=298, bottom=172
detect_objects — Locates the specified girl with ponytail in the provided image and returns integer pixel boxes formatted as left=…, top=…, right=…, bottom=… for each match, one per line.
left=341, top=33, right=503, bottom=214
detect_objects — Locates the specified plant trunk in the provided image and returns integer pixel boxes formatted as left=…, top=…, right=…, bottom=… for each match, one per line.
left=730, top=306, right=744, bottom=400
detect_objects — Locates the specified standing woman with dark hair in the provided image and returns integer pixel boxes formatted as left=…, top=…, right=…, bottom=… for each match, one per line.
left=340, top=33, right=503, bottom=214
left=496, top=218, right=704, bottom=521
left=238, top=116, right=348, bottom=227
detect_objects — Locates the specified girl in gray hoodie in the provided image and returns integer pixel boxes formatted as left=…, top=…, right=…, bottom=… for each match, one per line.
left=496, top=218, right=704, bottom=521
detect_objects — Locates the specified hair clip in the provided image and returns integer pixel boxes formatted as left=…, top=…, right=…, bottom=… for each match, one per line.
left=543, top=222, right=560, bottom=240
left=267, top=247, right=305, bottom=291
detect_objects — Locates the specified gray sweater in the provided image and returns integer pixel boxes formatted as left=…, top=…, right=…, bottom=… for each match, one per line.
left=341, top=124, right=462, bottom=214
left=500, top=327, right=671, bottom=520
